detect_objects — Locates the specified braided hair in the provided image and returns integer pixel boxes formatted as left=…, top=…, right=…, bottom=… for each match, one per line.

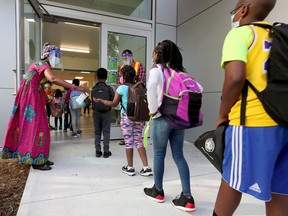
left=154, top=40, right=186, bottom=72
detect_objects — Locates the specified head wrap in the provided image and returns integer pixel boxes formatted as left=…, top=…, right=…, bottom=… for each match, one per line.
left=41, top=42, right=59, bottom=60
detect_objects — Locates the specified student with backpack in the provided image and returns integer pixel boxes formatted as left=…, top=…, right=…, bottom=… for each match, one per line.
left=92, top=68, right=115, bottom=158
left=214, top=0, right=288, bottom=215
left=117, top=49, right=147, bottom=146
left=65, top=79, right=84, bottom=138
left=143, top=40, right=196, bottom=212
left=93, top=65, right=152, bottom=176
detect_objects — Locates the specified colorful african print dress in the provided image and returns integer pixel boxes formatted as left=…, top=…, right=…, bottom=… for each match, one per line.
left=1, top=61, right=51, bottom=165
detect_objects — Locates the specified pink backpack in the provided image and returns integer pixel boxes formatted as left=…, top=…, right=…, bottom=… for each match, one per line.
left=159, top=67, right=203, bottom=129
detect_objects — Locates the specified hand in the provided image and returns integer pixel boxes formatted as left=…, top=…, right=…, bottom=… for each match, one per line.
left=93, top=98, right=103, bottom=103
left=216, top=116, right=229, bottom=128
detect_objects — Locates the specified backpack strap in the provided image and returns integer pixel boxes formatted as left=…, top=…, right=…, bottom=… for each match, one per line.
left=119, top=83, right=131, bottom=112
left=248, top=23, right=272, bottom=29
left=240, top=79, right=261, bottom=125
left=240, top=81, right=248, bottom=125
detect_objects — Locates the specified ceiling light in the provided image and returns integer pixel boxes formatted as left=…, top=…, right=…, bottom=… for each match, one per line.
left=64, top=22, right=99, bottom=29
left=25, top=18, right=35, bottom=22
left=60, top=47, right=90, bottom=53
left=81, top=71, right=91, bottom=74
left=75, top=76, right=84, bottom=79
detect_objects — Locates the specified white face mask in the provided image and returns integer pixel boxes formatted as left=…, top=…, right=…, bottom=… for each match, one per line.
left=123, top=60, right=131, bottom=65
left=230, top=8, right=242, bottom=28
left=49, top=56, right=60, bottom=67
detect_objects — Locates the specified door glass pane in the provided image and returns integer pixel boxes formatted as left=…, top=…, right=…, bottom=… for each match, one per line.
left=107, top=32, right=146, bottom=125
left=24, top=0, right=41, bottom=72
left=45, top=0, right=152, bottom=20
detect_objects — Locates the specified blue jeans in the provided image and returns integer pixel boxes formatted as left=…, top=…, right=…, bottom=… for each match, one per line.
left=152, top=116, right=191, bottom=196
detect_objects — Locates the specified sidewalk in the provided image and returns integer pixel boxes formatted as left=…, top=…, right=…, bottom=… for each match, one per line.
left=17, top=116, right=265, bottom=216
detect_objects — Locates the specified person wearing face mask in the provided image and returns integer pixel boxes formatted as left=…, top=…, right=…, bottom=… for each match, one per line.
left=118, top=49, right=146, bottom=84
left=117, top=49, right=146, bottom=145
left=1, top=42, right=89, bottom=171
left=213, top=0, right=288, bottom=215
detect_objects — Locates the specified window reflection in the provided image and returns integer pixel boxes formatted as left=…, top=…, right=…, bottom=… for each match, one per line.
left=24, top=0, right=41, bottom=71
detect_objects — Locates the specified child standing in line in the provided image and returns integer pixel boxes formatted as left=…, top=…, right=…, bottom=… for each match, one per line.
left=92, top=68, right=115, bottom=158
left=52, top=89, right=63, bottom=130
left=65, top=79, right=83, bottom=138
left=93, top=65, right=152, bottom=176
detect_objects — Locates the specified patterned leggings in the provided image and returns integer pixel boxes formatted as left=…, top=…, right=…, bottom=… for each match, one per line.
left=120, top=113, right=145, bottom=149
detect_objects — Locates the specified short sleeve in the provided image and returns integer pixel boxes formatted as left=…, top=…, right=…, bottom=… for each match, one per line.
left=221, top=26, right=254, bottom=68
left=29, top=61, right=50, bottom=74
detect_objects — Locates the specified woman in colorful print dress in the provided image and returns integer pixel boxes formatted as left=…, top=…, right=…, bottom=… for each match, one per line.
left=1, top=42, right=89, bottom=170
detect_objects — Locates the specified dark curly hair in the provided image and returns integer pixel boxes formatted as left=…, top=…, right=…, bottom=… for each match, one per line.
left=121, top=65, right=137, bottom=84
left=54, top=89, right=62, bottom=97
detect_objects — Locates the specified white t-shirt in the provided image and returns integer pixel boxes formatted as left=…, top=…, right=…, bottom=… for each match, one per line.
left=147, top=65, right=164, bottom=118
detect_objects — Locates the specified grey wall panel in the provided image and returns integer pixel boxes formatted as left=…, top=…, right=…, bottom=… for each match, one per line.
left=0, top=0, right=17, bottom=144
left=0, top=0, right=16, bottom=89
left=177, top=0, right=232, bottom=93
left=185, top=92, right=221, bottom=143
left=155, top=23, right=176, bottom=44
left=156, top=0, right=177, bottom=26
left=177, top=0, right=222, bottom=26
left=0, top=89, right=16, bottom=144
left=267, top=0, right=288, bottom=23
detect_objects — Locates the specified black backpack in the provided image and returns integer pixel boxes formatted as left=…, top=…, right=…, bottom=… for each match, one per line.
left=241, top=23, right=288, bottom=127
left=122, top=82, right=150, bottom=122
left=92, top=82, right=114, bottom=112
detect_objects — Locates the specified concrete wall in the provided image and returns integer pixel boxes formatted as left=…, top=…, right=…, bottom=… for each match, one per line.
left=177, top=0, right=288, bottom=142
left=0, top=0, right=17, bottom=143
left=155, top=0, right=177, bottom=44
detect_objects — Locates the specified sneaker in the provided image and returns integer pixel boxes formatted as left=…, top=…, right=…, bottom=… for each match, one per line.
left=140, top=167, right=153, bottom=177
left=119, top=140, right=125, bottom=145
left=72, top=132, right=78, bottom=138
left=172, top=192, right=196, bottom=212
left=103, top=151, right=112, bottom=158
left=77, top=130, right=82, bottom=135
left=144, top=185, right=165, bottom=203
left=96, top=151, right=102, bottom=157
left=122, top=165, right=136, bottom=176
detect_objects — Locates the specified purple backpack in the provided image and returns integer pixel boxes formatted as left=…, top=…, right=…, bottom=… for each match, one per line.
left=159, top=67, right=203, bottom=129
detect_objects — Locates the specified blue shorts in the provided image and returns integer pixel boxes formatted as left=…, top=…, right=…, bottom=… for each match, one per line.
left=222, top=125, right=288, bottom=201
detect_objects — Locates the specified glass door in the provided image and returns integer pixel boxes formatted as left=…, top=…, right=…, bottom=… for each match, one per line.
left=101, top=24, right=153, bottom=138
left=107, top=32, right=147, bottom=125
